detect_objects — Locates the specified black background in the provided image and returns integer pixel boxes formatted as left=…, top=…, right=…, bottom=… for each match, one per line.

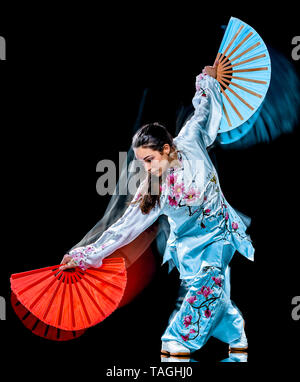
left=1, top=6, right=299, bottom=374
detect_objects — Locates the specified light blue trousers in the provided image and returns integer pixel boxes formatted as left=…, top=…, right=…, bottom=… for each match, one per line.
left=161, top=242, right=244, bottom=352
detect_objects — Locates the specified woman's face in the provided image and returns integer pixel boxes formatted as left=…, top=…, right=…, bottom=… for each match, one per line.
left=134, top=144, right=171, bottom=177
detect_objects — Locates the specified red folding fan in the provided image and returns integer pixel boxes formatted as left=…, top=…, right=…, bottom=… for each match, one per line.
left=10, top=257, right=127, bottom=331
left=11, top=291, right=86, bottom=341
left=10, top=223, right=158, bottom=340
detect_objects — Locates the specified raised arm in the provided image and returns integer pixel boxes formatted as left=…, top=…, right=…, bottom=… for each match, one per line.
left=176, top=64, right=222, bottom=148
left=60, top=180, right=162, bottom=270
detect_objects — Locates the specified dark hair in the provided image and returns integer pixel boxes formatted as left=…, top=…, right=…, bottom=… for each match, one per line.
left=130, top=122, right=176, bottom=214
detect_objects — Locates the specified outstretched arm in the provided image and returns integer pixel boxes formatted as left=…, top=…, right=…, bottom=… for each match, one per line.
left=176, top=62, right=223, bottom=148
left=60, top=180, right=162, bottom=270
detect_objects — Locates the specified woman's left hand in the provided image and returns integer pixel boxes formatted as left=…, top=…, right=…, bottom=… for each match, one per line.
left=203, top=61, right=219, bottom=79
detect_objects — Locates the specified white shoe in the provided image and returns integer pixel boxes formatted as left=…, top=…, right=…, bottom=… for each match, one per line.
left=221, top=353, right=248, bottom=362
left=229, top=320, right=248, bottom=353
left=161, top=340, right=191, bottom=357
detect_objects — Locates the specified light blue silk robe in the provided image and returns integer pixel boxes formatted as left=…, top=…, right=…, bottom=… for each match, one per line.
left=69, top=74, right=254, bottom=277
left=69, top=73, right=254, bottom=351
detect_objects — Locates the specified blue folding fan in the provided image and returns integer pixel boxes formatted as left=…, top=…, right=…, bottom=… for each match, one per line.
left=214, top=17, right=271, bottom=144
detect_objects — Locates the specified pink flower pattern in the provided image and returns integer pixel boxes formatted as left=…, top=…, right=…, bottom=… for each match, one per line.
left=187, top=295, right=197, bottom=304
left=168, top=195, right=178, bottom=207
left=232, top=222, right=239, bottom=230
left=183, top=187, right=201, bottom=205
left=167, top=173, right=177, bottom=187
left=181, top=334, right=190, bottom=342
left=183, top=315, right=192, bottom=328
left=173, top=182, right=185, bottom=199
left=204, top=309, right=212, bottom=318
left=212, top=276, right=222, bottom=287
left=164, top=168, right=203, bottom=213
left=178, top=266, right=224, bottom=343
left=197, top=286, right=213, bottom=298
left=215, top=198, right=250, bottom=242
left=68, top=245, right=97, bottom=271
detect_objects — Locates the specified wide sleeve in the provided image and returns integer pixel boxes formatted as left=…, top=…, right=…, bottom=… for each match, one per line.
left=68, top=181, right=162, bottom=270
left=176, top=73, right=223, bottom=148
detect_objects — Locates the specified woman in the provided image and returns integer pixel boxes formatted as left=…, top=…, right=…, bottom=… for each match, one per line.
left=60, top=63, right=254, bottom=357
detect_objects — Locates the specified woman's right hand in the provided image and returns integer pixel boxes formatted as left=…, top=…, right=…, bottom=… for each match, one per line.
left=59, top=254, right=78, bottom=270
